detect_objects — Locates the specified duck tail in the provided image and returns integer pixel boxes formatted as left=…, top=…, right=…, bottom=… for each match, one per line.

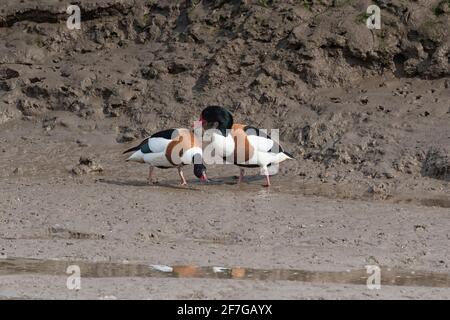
left=125, top=150, right=145, bottom=163
left=282, top=151, right=295, bottom=160
left=123, top=145, right=141, bottom=154
left=274, top=152, right=294, bottom=164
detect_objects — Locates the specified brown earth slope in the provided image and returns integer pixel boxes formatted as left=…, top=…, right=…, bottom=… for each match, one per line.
left=1, top=0, right=449, bottom=195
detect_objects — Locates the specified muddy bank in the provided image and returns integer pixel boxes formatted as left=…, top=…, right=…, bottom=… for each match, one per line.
left=0, top=0, right=449, bottom=200
left=0, top=174, right=449, bottom=299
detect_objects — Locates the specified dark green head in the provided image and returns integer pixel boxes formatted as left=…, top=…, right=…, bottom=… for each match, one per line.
left=192, top=153, right=208, bottom=182
left=200, top=106, right=234, bottom=136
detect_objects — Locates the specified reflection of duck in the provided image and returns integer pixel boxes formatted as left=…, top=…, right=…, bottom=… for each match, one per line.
left=231, top=267, right=246, bottom=279
left=173, top=265, right=201, bottom=278
left=123, top=128, right=208, bottom=185
left=172, top=265, right=247, bottom=280
left=198, top=106, right=293, bottom=187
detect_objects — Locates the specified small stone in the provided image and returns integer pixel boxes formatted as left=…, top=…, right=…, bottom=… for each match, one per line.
left=414, top=225, right=426, bottom=232
left=330, top=97, right=342, bottom=103
left=42, top=117, right=57, bottom=131
left=117, top=132, right=136, bottom=143
left=71, top=157, right=103, bottom=175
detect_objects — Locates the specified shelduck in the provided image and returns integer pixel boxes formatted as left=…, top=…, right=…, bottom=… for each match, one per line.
left=198, top=106, right=293, bottom=187
left=123, top=128, right=208, bottom=185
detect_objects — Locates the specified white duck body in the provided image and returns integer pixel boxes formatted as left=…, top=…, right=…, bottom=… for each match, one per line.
left=210, top=131, right=235, bottom=159
left=123, top=128, right=207, bottom=185
left=207, top=124, right=292, bottom=168
left=126, top=129, right=201, bottom=167
left=245, top=134, right=292, bottom=167
left=199, top=105, right=293, bottom=186
left=126, top=137, right=171, bottom=166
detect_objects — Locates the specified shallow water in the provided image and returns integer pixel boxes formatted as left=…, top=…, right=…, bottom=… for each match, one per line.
left=1, top=258, right=449, bottom=288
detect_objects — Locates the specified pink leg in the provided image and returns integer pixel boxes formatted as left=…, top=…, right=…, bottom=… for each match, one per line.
left=239, top=168, right=245, bottom=184
left=264, top=175, right=271, bottom=187
left=148, top=166, right=154, bottom=184
left=178, top=167, right=187, bottom=186
left=262, top=167, right=271, bottom=187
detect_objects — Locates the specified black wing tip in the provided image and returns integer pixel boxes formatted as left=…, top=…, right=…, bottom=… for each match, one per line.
left=283, top=151, right=295, bottom=159
left=123, top=146, right=139, bottom=154
left=122, top=136, right=153, bottom=155
left=150, top=128, right=177, bottom=139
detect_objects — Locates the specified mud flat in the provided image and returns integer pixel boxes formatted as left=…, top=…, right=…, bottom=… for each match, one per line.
left=0, top=168, right=449, bottom=299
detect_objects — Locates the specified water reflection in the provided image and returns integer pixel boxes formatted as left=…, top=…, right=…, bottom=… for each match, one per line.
left=0, top=258, right=449, bottom=288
